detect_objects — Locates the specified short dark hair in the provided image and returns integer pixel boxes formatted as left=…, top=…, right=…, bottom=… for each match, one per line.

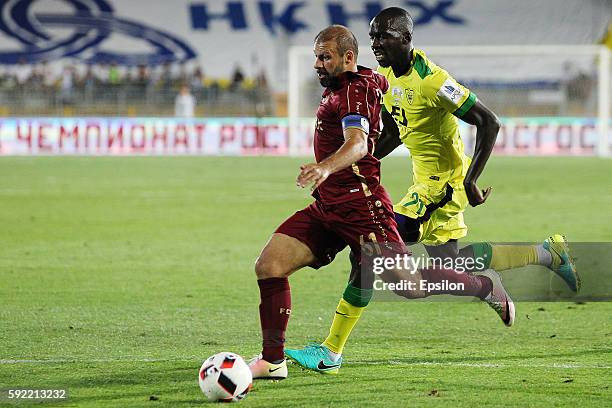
left=376, top=7, right=414, bottom=37
left=314, top=25, right=359, bottom=58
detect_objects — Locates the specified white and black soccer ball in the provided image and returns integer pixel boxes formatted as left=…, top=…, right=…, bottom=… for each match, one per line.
left=198, top=352, right=252, bottom=402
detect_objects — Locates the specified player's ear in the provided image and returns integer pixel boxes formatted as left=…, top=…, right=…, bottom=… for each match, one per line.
left=344, top=50, right=355, bottom=65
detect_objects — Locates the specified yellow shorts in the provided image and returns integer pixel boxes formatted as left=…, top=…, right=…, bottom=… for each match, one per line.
left=394, top=180, right=468, bottom=246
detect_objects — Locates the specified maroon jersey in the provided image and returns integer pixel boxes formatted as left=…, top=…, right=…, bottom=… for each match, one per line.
left=312, top=65, right=389, bottom=205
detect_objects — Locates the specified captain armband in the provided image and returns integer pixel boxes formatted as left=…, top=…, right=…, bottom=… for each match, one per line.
left=341, top=114, right=370, bottom=134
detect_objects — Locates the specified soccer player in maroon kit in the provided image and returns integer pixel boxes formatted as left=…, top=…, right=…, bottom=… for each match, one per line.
left=248, top=25, right=508, bottom=379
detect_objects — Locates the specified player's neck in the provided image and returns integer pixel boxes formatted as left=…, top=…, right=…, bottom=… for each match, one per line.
left=391, top=48, right=413, bottom=78
left=344, top=63, right=358, bottom=73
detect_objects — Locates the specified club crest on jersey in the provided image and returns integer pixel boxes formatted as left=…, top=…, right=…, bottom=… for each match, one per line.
left=437, top=79, right=464, bottom=104
left=405, top=88, right=414, bottom=104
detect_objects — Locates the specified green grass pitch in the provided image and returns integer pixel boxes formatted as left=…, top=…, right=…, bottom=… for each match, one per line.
left=0, top=156, right=611, bottom=407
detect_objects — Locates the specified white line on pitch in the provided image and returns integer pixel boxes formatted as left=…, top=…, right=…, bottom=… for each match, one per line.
left=0, top=358, right=610, bottom=369
left=382, top=361, right=612, bottom=369
left=0, top=358, right=185, bottom=364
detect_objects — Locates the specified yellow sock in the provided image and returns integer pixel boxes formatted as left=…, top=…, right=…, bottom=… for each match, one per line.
left=322, top=298, right=365, bottom=354
left=490, top=245, right=539, bottom=271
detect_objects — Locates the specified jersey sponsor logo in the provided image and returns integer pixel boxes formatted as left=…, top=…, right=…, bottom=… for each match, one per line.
left=437, top=79, right=464, bottom=104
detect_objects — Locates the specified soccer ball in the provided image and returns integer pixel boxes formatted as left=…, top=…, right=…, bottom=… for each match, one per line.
left=198, top=352, right=252, bottom=402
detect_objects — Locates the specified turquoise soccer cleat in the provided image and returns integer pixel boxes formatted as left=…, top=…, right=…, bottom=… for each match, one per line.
left=543, top=234, right=581, bottom=292
left=285, top=344, right=342, bottom=374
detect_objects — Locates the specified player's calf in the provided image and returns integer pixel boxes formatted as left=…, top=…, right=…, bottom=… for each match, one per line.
left=254, top=233, right=318, bottom=372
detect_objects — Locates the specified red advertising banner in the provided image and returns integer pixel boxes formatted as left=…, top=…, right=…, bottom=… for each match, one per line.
left=0, top=117, right=608, bottom=156
left=0, top=118, right=294, bottom=155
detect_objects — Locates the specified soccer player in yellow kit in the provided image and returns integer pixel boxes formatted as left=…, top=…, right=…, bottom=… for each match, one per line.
left=285, top=7, right=580, bottom=373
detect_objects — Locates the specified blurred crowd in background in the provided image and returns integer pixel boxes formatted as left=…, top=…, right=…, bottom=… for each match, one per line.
left=0, top=60, right=273, bottom=117
left=0, top=58, right=600, bottom=118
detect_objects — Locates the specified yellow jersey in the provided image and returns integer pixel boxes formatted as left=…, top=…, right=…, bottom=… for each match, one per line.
left=377, top=48, right=477, bottom=187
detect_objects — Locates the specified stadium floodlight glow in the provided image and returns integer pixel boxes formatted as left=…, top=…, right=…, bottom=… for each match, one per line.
left=288, top=45, right=610, bottom=157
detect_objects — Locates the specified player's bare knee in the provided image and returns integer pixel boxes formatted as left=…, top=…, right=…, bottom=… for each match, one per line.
left=254, top=256, right=270, bottom=279
left=254, top=256, right=287, bottom=279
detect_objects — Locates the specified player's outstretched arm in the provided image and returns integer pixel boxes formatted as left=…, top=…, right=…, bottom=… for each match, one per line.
left=297, top=127, right=368, bottom=190
left=460, top=100, right=501, bottom=207
left=373, top=110, right=402, bottom=160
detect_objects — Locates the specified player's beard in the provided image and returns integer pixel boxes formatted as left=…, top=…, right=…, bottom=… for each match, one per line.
left=317, top=66, right=341, bottom=88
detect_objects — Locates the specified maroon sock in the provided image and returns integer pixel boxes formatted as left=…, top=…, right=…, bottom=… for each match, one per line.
left=420, top=268, right=492, bottom=299
left=258, top=277, right=291, bottom=363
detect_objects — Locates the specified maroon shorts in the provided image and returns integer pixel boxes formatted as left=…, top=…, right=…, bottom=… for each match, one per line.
left=275, top=186, right=405, bottom=268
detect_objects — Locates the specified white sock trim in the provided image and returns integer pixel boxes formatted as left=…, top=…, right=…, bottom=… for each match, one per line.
left=323, top=345, right=342, bottom=363
left=536, top=244, right=552, bottom=266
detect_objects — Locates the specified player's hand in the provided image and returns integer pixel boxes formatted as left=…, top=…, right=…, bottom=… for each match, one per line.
left=464, top=181, right=492, bottom=207
left=296, top=163, right=330, bottom=190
